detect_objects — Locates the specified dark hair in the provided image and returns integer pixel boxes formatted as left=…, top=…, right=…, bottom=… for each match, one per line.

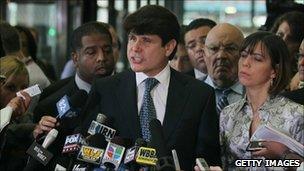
left=0, top=22, right=21, bottom=54
left=240, top=31, right=291, bottom=95
left=15, top=25, right=38, bottom=61
left=71, top=21, right=112, bottom=52
left=185, top=18, right=216, bottom=34
left=179, top=25, right=187, bottom=45
left=123, top=5, right=180, bottom=60
left=0, top=34, right=5, bottom=57
left=271, top=11, right=304, bottom=44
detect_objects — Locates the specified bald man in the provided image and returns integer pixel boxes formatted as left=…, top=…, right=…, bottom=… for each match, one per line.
left=204, top=23, right=245, bottom=114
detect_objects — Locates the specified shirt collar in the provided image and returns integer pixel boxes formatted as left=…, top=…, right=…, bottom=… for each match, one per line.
left=235, top=95, right=277, bottom=113
left=205, top=75, right=244, bottom=95
left=75, top=73, right=91, bottom=93
left=136, top=64, right=171, bottom=86
left=194, top=69, right=207, bottom=80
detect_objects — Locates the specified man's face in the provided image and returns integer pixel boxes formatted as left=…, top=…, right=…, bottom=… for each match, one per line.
left=185, top=26, right=212, bottom=73
left=204, top=25, right=243, bottom=88
left=73, top=33, right=115, bottom=83
left=170, top=44, right=193, bottom=73
left=127, top=33, right=176, bottom=76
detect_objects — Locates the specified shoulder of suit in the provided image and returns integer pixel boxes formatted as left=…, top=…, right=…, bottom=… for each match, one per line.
left=172, top=70, right=214, bottom=92
left=93, top=70, right=133, bottom=87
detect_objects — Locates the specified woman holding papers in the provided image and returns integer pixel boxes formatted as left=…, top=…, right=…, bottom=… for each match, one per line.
left=0, top=56, right=33, bottom=170
left=219, top=32, right=304, bottom=170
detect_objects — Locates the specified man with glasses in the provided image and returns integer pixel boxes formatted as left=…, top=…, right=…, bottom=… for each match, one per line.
left=204, top=23, right=245, bottom=114
left=184, top=18, right=216, bottom=81
left=282, top=39, right=304, bottom=105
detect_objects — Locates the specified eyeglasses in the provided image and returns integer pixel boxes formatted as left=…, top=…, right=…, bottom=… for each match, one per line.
left=205, top=44, right=239, bottom=55
left=185, top=37, right=206, bottom=51
left=295, top=53, right=304, bottom=60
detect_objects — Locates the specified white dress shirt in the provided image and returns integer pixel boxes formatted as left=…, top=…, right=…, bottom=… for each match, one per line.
left=194, top=69, right=207, bottom=81
left=136, top=64, right=170, bottom=124
left=75, top=73, right=91, bottom=94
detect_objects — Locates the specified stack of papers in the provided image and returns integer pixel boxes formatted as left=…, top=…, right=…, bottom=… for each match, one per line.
left=251, top=125, right=304, bottom=157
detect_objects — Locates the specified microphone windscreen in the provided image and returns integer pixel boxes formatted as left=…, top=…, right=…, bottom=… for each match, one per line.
left=96, top=113, right=107, bottom=123
left=135, top=138, right=146, bottom=147
left=87, top=133, right=108, bottom=149
left=42, top=128, right=58, bottom=148
left=149, top=118, right=169, bottom=158
left=69, top=90, right=88, bottom=108
left=111, top=136, right=133, bottom=148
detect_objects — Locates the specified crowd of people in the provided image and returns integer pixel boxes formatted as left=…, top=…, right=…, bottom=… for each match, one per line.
left=0, top=4, right=303, bottom=171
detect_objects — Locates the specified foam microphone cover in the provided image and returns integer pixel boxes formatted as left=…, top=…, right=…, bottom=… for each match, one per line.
left=69, top=90, right=88, bottom=108
left=149, top=118, right=170, bottom=158
left=86, top=133, right=108, bottom=149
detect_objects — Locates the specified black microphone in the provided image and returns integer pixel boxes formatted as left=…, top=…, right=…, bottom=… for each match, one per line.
left=149, top=119, right=175, bottom=171
left=87, top=113, right=116, bottom=141
left=124, top=138, right=147, bottom=170
left=36, top=90, right=88, bottom=142
left=61, top=133, right=87, bottom=170
left=101, top=136, right=128, bottom=170
left=74, top=133, right=108, bottom=170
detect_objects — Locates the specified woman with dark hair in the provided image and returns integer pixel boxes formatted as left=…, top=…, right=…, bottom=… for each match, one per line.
left=220, top=32, right=303, bottom=170
left=271, top=11, right=304, bottom=76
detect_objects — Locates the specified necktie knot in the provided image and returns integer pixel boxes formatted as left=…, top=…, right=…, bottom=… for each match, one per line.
left=145, top=78, right=159, bottom=92
left=216, top=88, right=232, bottom=114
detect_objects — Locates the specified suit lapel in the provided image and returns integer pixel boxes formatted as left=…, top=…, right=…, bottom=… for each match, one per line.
left=163, top=69, right=190, bottom=141
left=115, top=70, right=141, bottom=138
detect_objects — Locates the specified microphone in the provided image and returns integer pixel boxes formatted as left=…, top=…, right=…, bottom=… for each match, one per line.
left=42, top=129, right=59, bottom=148
left=102, top=138, right=126, bottom=170
left=87, top=113, right=107, bottom=135
left=62, top=133, right=87, bottom=170
left=62, top=133, right=87, bottom=154
left=77, top=134, right=107, bottom=164
left=135, top=146, right=158, bottom=166
left=56, top=90, right=88, bottom=119
left=24, top=129, right=58, bottom=170
left=124, top=138, right=146, bottom=165
left=149, top=119, right=175, bottom=171
left=36, top=90, right=88, bottom=142
left=87, top=113, right=116, bottom=141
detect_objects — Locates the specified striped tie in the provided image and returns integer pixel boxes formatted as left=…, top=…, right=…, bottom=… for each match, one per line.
left=139, top=78, right=159, bottom=142
left=216, top=89, right=231, bottom=114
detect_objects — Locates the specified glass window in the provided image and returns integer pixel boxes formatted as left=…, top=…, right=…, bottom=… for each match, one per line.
left=183, top=0, right=267, bottom=35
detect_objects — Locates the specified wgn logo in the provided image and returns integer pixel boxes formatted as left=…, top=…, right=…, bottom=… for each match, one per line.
left=56, top=95, right=70, bottom=118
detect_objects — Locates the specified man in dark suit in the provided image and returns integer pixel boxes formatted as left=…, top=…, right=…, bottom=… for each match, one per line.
left=184, top=18, right=216, bottom=81
left=31, top=22, right=115, bottom=170
left=80, top=5, right=220, bottom=170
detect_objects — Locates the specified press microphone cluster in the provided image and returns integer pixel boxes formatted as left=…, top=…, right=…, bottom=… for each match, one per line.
left=63, top=117, right=179, bottom=170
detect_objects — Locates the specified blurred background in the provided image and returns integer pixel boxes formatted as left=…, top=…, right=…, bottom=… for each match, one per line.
left=1, top=0, right=303, bottom=80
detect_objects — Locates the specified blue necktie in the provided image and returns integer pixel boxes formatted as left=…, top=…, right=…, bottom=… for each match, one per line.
left=139, top=78, right=159, bottom=142
left=216, top=89, right=231, bottom=114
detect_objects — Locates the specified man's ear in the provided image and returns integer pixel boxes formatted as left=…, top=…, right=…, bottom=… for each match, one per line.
left=165, top=39, right=177, bottom=57
left=71, top=52, right=79, bottom=67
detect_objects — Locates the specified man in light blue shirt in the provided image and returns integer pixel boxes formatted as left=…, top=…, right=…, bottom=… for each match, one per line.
left=204, top=23, right=245, bottom=113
